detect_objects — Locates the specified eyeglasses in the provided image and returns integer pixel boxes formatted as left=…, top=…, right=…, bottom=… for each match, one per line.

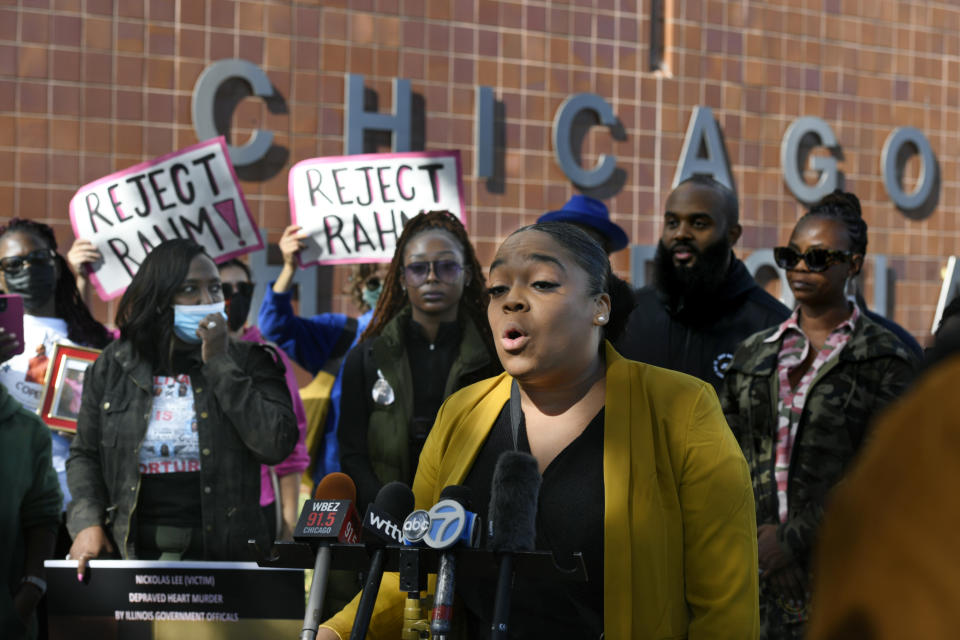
left=0, top=248, right=56, bottom=274
left=402, top=260, right=464, bottom=286
left=221, top=281, right=254, bottom=299
left=773, top=246, right=856, bottom=273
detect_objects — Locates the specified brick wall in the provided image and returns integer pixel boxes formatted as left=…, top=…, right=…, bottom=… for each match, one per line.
left=1, top=0, right=957, bottom=341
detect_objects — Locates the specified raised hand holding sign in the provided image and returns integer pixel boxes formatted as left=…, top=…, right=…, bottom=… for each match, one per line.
left=69, top=137, right=262, bottom=300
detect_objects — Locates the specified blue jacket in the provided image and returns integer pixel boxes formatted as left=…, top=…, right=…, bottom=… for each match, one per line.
left=257, top=285, right=372, bottom=481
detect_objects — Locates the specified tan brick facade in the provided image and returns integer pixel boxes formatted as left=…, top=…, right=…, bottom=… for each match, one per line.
left=1, top=0, right=956, bottom=340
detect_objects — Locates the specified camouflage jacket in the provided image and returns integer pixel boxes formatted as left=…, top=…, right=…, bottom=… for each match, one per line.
left=720, top=311, right=917, bottom=566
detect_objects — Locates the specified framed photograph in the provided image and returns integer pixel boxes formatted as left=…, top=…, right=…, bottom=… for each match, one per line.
left=38, top=343, right=101, bottom=433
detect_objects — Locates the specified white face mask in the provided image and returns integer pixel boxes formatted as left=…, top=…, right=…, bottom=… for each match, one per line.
left=172, top=301, right=226, bottom=343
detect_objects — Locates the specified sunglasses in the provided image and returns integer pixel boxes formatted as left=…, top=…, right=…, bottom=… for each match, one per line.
left=0, top=248, right=56, bottom=274
left=221, top=281, right=254, bottom=299
left=402, top=260, right=464, bottom=286
left=773, top=246, right=855, bottom=273
left=363, top=275, right=381, bottom=291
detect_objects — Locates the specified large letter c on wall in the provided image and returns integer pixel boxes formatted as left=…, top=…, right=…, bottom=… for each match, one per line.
left=192, top=59, right=274, bottom=167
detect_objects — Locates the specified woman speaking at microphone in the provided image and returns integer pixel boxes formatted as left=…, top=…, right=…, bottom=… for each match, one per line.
left=317, top=222, right=759, bottom=639
left=66, top=239, right=297, bottom=575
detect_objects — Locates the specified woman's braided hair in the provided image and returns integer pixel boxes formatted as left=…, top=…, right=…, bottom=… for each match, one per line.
left=803, top=189, right=869, bottom=256
left=0, top=218, right=110, bottom=348
left=359, top=211, right=494, bottom=354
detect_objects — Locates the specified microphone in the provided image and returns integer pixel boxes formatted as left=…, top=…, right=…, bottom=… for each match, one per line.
left=399, top=508, right=432, bottom=640
left=349, top=482, right=415, bottom=640
left=296, top=472, right=361, bottom=640
left=424, top=486, right=481, bottom=639
left=488, top=452, right=541, bottom=640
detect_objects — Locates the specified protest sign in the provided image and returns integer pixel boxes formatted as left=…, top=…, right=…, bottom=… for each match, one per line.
left=69, top=137, right=262, bottom=300
left=288, top=150, right=465, bottom=266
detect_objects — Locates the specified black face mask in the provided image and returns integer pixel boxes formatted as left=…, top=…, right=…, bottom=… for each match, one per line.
left=225, top=293, right=252, bottom=333
left=4, top=262, right=57, bottom=313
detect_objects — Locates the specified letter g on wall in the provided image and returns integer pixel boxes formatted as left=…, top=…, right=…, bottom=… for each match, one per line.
left=192, top=59, right=275, bottom=167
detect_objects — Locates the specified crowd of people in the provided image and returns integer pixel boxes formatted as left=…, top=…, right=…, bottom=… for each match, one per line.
left=1, top=180, right=956, bottom=639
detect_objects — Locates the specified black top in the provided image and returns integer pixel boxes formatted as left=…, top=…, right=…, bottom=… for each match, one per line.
left=460, top=403, right=605, bottom=640
left=616, top=258, right=790, bottom=391
left=137, top=350, right=203, bottom=529
left=138, top=473, right=202, bottom=527
left=406, top=318, right=461, bottom=451
left=338, top=316, right=463, bottom=508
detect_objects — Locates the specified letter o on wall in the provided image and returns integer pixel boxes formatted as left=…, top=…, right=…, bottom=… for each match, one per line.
left=882, top=127, right=936, bottom=212
left=192, top=59, right=274, bottom=167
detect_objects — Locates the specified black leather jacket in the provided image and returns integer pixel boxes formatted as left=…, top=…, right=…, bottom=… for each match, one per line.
left=66, top=338, right=297, bottom=560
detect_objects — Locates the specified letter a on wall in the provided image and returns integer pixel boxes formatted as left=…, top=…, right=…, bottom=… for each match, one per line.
left=671, top=106, right=735, bottom=191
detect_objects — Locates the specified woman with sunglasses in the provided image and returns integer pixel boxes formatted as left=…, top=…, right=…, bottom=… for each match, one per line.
left=218, top=258, right=309, bottom=542
left=337, top=210, right=500, bottom=509
left=0, top=220, right=113, bottom=556
left=720, top=190, right=917, bottom=640
left=0, top=220, right=111, bottom=405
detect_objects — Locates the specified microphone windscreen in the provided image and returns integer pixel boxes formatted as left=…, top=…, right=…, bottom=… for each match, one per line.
left=373, top=481, right=416, bottom=522
left=439, top=484, right=473, bottom=510
left=489, top=451, right=541, bottom=552
left=313, top=471, right=356, bottom=502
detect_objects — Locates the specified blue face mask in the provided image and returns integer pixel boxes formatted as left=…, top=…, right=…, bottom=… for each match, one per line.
left=172, top=301, right=227, bottom=344
left=362, top=284, right=382, bottom=310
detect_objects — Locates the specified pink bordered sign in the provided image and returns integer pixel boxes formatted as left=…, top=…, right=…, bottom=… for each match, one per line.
left=69, top=137, right=262, bottom=301
left=287, top=150, right=466, bottom=266
left=38, top=343, right=101, bottom=434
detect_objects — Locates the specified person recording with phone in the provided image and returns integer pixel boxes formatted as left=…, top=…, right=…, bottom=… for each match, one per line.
left=218, top=258, right=310, bottom=541
left=720, top=190, right=917, bottom=640
left=316, top=221, right=759, bottom=639
left=66, top=239, right=297, bottom=579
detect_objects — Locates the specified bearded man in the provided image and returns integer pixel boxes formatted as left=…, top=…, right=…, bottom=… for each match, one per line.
left=616, top=175, right=790, bottom=391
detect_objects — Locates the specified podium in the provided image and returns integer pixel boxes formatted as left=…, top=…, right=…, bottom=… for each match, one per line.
left=254, top=540, right=588, bottom=584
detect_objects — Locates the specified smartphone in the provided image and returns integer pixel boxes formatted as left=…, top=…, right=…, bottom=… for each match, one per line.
left=0, top=294, right=25, bottom=357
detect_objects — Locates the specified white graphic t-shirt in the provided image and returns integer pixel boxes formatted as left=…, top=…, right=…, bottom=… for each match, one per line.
left=139, top=375, right=201, bottom=475
left=0, top=314, right=71, bottom=412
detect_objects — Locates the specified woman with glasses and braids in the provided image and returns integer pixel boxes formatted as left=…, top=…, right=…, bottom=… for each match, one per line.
left=337, top=210, right=500, bottom=509
left=720, top=190, right=918, bottom=640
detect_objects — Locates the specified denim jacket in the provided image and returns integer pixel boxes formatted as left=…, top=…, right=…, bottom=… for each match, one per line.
left=66, top=338, right=298, bottom=560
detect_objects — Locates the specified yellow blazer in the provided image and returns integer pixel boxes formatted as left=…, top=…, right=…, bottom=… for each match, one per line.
left=324, top=343, right=759, bottom=639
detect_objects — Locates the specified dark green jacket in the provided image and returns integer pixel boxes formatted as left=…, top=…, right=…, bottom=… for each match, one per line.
left=339, top=307, right=500, bottom=508
left=720, top=311, right=917, bottom=566
left=0, top=383, right=61, bottom=640
left=66, top=339, right=297, bottom=560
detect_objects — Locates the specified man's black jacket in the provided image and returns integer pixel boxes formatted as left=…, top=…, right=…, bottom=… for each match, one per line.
left=615, top=258, right=790, bottom=392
